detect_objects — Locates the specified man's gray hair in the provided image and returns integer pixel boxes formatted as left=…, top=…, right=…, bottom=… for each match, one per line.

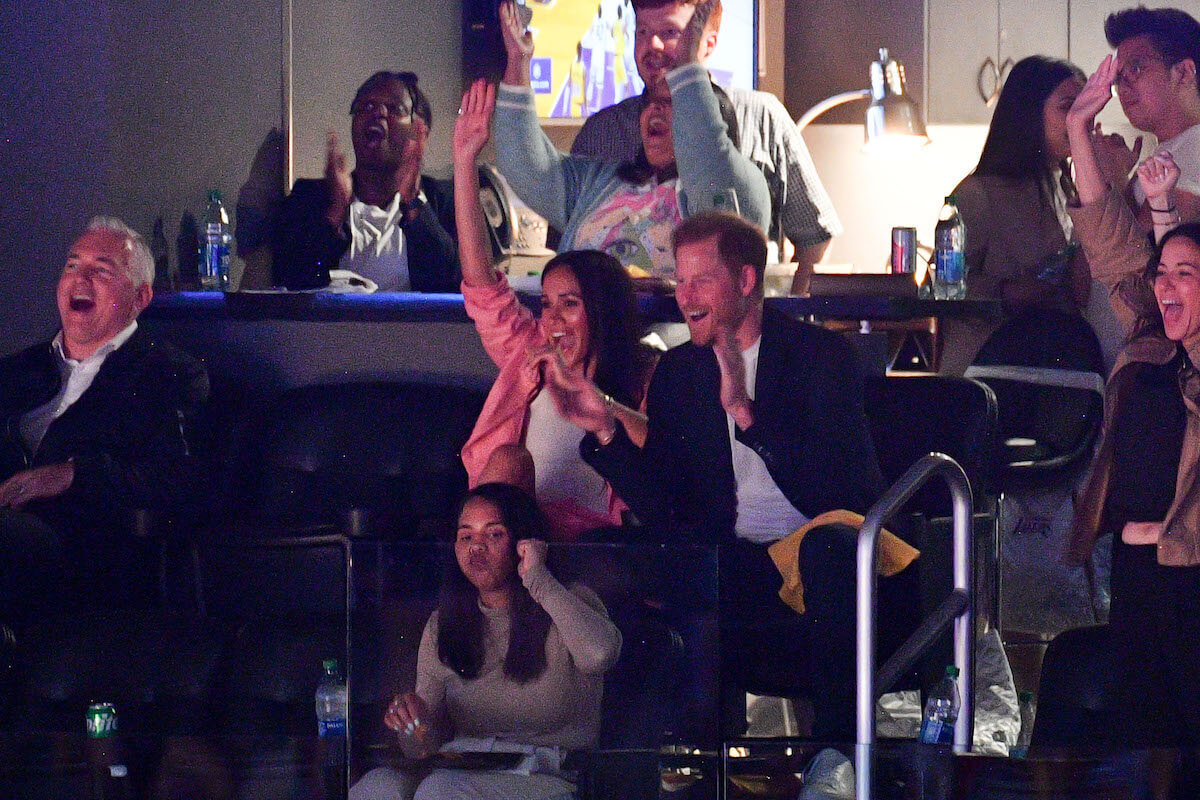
left=85, top=215, right=155, bottom=288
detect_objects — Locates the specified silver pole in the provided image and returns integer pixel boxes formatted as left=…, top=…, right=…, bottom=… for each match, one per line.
left=855, top=452, right=974, bottom=800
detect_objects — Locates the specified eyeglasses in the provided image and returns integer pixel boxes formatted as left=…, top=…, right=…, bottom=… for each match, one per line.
left=1114, top=56, right=1165, bottom=89
left=635, top=24, right=683, bottom=46
left=351, top=99, right=413, bottom=120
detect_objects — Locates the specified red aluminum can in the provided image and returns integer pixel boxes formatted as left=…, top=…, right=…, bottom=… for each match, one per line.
left=891, top=227, right=917, bottom=274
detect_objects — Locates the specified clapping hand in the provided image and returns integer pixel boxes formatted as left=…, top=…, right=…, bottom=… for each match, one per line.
left=526, top=345, right=613, bottom=436
left=1092, top=122, right=1143, bottom=188
left=453, top=80, right=495, bottom=168
left=397, top=117, right=428, bottom=210
left=1069, top=56, right=1142, bottom=187
left=1138, top=150, right=1181, bottom=204
left=516, top=538, right=547, bottom=580
left=323, top=132, right=353, bottom=227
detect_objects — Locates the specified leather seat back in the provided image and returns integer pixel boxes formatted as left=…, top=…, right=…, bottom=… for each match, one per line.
left=230, top=381, right=487, bottom=537
left=864, top=375, right=999, bottom=515
left=13, top=610, right=228, bottom=735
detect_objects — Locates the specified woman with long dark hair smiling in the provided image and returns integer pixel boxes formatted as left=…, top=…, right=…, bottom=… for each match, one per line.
left=454, top=80, right=656, bottom=540
left=1063, top=53, right=1200, bottom=749
left=352, top=483, right=621, bottom=800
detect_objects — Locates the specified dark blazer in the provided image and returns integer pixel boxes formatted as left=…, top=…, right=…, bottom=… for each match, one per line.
left=0, top=327, right=210, bottom=536
left=583, top=306, right=885, bottom=544
left=272, top=176, right=460, bottom=291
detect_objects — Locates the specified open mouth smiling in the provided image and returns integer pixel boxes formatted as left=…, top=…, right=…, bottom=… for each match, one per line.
left=69, top=297, right=95, bottom=313
left=646, top=118, right=670, bottom=138
left=363, top=122, right=387, bottom=144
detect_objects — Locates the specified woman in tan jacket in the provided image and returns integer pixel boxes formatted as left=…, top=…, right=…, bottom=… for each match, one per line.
left=942, top=56, right=1099, bottom=374
left=1066, top=54, right=1200, bottom=749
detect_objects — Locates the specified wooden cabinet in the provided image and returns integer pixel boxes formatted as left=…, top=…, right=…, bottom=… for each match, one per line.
left=927, top=0, right=1069, bottom=124
left=783, top=0, right=1200, bottom=129
left=784, top=0, right=925, bottom=125
left=783, top=0, right=1072, bottom=126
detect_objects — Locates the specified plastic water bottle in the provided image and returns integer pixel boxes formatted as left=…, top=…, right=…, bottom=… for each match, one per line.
left=199, top=190, right=232, bottom=291
left=315, top=658, right=348, bottom=738
left=932, top=195, right=966, bottom=300
left=918, top=665, right=961, bottom=744
left=1011, top=690, right=1037, bottom=758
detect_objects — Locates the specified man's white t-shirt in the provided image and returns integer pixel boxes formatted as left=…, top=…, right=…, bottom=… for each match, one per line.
left=340, top=192, right=416, bottom=291
left=1134, top=122, right=1200, bottom=205
left=729, top=336, right=810, bottom=544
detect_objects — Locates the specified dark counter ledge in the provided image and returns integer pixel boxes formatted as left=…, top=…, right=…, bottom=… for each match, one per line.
left=139, top=291, right=998, bottom=397
left=144, top=290, right=685, bottom=324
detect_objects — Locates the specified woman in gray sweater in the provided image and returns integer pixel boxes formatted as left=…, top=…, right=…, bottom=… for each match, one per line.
left=352, top=483, right=622, bottom=800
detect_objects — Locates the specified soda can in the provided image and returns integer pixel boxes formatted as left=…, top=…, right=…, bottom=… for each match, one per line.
left=891, top=227, right=917, bottom=274
left=86, top=702, right=118, bottom=738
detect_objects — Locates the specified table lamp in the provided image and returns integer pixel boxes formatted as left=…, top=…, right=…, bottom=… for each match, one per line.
left=797, top=48, right=929, bottom=154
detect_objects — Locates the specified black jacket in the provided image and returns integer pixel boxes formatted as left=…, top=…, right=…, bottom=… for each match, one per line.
left=583, top=306, right=885, bottom=544
left=0, top=327, right=210, bottom=535
left=272, top=176, right=460, bottom=291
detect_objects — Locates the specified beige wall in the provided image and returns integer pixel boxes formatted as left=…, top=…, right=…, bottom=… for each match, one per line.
left=1, top=0, right=283, bottom=352
left=801, top=124, right=990, bottom=272
left=3, top=0, right=1191, bottom=352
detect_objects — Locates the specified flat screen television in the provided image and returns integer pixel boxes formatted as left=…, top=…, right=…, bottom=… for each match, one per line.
left=463, top=0, right=759, bottom=120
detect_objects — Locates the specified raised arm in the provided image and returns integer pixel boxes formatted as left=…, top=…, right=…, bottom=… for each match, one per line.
left=1139, top=150, right=1183, bottom=243
left=453, top=78, right=547, bottom=365
left=667, top=3, right=770, bottom=232
left=454, top=80, right=502, bottom=289
left=1066, top=56, right=1120, bottom=207
left=517, top=540, right=622, bottom=674
left=499, top=0, right=534, bottom=89
left=1064, top=56, right=1157, bottom=332
left=493, top=2, right=603, bottom=232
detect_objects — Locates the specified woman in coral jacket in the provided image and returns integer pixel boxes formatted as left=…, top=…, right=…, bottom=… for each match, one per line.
left=454, top=79, right=655, bottom=540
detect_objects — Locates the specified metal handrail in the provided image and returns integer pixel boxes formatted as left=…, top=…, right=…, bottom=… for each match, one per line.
left=856, top=452, right=974, bottom=800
